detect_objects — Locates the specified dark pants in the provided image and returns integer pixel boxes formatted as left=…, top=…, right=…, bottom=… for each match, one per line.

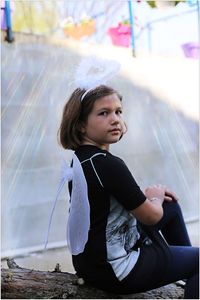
left=121, top=201, right=199, bottom=299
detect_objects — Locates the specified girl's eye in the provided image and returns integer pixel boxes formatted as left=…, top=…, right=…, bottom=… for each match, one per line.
left=116, top=110, right=122, bottom=115
left=99, top=111, right=108, bottom=116
left=98, top=110, right=122, bottom=116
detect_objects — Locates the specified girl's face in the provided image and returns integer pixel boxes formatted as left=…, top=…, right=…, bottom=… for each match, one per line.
left=81, top=93, right=124, bottom=150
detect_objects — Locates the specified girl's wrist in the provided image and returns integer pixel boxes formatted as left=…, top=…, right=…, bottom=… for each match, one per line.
left=150, top=197, right=164, bottom=204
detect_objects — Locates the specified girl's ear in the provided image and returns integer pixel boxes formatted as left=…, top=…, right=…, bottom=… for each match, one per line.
left=122, top=121, right=127, bottom=134
left=119, top=121, right=127, bottom=140
left=78, top=121, right=86, bottom=134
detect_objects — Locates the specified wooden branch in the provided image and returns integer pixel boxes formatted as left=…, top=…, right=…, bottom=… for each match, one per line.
left=1, top=259, right=184, bottom=299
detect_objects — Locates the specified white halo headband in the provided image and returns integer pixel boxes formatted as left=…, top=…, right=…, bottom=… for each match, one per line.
left=74, top=56, right=121, bottom=101
left=81, top=87, right=94, bottom=101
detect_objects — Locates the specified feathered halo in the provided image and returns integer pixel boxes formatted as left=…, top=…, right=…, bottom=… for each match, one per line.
left=74, top=56, right=121, bottom=90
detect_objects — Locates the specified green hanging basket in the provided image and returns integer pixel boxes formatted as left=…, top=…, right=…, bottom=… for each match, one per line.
left=147, top=1, right=185, bottom=9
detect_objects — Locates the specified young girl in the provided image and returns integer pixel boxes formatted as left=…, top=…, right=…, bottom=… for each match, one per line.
left=56, top=60, right=199, bottom=298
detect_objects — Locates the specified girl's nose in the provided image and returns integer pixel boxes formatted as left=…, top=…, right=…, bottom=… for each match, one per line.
left=110, top=113, right=119, bottom=123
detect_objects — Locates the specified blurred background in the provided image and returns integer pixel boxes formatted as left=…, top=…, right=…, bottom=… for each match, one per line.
left=1, top=0, right=199, bottom=273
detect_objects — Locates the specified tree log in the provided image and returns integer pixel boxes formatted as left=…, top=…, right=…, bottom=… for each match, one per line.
left=1, top=259, right=184, bottom=299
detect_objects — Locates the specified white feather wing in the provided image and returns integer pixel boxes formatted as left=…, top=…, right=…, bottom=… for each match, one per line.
left=67, top=154, right=90, bottom=255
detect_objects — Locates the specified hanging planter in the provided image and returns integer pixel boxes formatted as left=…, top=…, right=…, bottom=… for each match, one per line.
left=182, top=42, right=200, bottom=59
left=61, top=17, right=96, bottom=40
left=108, top=22, right=131, bottom=47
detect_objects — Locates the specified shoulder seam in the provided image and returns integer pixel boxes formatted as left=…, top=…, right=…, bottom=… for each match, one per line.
left=81, top=153, right=106, bottom=187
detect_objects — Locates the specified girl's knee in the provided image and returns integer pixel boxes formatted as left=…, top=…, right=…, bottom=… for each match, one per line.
left=162, top=201, right=186, bottom=227
left=163, top=200, right=182, bottom=215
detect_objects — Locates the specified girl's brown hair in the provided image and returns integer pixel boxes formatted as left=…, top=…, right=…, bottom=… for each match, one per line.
left=58, top=85, right=123, bottom=150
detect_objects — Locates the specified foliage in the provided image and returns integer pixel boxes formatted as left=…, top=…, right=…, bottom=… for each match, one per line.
left=12, top=2, right=58, bottom=34
left=147, top=1, right=156, bottom=8
left=147, top=1, right=186, bottom=8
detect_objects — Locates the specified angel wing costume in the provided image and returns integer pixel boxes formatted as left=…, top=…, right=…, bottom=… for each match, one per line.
left=45, top=153, right=90, bottom=255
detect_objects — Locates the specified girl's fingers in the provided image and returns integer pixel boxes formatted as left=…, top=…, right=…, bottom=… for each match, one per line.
left=148, top=184, right=179, bottom=202
left=164, top=196, right=173, bottom=202
left=165, top=189, right=179, bottom=201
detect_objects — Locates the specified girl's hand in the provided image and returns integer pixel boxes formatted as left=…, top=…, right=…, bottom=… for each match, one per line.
left=145, top=185, right=179, bottom=202
left=144, top=184, right=166, bottom=202
left=164, top=188, right=179, bottom=202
